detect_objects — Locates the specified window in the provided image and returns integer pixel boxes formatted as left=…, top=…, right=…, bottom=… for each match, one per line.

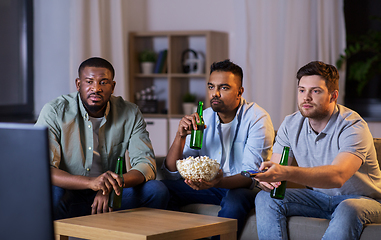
left=343, top=0, right=381, bottom=121
left=0, top=0, right=34, bottom=122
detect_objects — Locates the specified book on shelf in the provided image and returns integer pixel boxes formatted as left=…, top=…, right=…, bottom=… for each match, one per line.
left=161, top=56, right=168, bottom=73
left=154, top=49, right=167, bottom=74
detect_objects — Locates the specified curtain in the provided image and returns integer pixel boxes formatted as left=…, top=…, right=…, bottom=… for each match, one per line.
left=244, top=0, right=346, bottom=129
left=69, top=0, right=129, bottom=99
left=66, top=0, right=346, bottom=129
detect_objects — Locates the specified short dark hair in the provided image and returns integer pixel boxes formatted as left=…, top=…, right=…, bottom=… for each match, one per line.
left=210, top=59, right=243, bottom=87
left=296, top=61, right=339, bottom=92
left=78, top=57, right=115, bottom=79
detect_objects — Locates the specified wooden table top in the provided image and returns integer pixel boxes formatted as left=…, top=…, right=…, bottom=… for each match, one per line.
left=54, top=207, right=237, bottom=240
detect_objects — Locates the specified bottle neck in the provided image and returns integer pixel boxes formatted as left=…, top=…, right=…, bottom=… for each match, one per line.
left=279, top=148, right=289, bottom=166
left=197, top=101, right=203, bottom=118
left=115, top=158, right=124, bottom=175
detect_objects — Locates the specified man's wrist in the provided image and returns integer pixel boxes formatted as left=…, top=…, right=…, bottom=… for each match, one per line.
left=249, top=178, right=258, bottom=190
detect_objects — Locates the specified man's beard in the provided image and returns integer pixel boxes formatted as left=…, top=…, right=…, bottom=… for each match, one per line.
left=210, top=98, right=226, bottom=112
left=84, top=103, right=105, bottom=113
left=298, top=103, right=330, bottom=120
left=81, top=94, right=106, bottom=114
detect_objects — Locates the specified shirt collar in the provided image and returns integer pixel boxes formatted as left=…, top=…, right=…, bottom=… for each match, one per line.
left=306, top=104, right=339, bottom=136
left=321, top=104, right=339, bottom=135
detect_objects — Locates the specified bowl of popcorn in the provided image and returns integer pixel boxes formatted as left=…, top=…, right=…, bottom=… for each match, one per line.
left=176, top=156, right=220, bottom=181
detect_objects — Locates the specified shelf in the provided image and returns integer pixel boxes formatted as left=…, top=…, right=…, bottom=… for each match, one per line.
left=128, top=31, right=228, bottom=156
left=142, top=114, right=168, bottom=118
left=129, top=30, right=228, bottom=116
left=136, top=74, right=168, bottom=78
left=170, top=73, right=206, bottom=78
left=135, top=73, right=207, bottom=78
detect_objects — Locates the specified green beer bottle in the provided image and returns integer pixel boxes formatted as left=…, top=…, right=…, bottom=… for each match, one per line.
left=108, top=156, right=124, bottom=209
left=190, top=101, right=204, bottom=149
left=270, top=146, right=290, bottom=199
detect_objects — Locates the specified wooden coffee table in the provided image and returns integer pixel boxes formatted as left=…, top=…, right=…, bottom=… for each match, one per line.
left=54, top=207, right=237, bottom=240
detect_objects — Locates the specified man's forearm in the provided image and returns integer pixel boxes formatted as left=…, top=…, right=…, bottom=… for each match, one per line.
left=284, top=165, right=349, bottom=188
left=51, top=167, right=92, bottom=190
left=284, top=152, right=362, bottom=188
left=214, top=174, right=253, bottom=189
left=122, top=169, right=145, bottom=188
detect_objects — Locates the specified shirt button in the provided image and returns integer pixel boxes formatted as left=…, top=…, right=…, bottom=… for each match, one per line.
left=88, top=125, right=91, bottom=128
left=219, top=152, right=221, bottom=154
left=86, top=168, right=90, bottom=171
left=88, top=147, right=92, bottom=150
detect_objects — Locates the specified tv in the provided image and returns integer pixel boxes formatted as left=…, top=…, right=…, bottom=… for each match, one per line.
left=0, top=0, right=34, bottom=121
left=0, top=122, right=54, bottom=240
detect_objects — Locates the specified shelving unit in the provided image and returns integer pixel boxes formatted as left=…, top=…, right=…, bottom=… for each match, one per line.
left=128, top=31, right=228, bottom=156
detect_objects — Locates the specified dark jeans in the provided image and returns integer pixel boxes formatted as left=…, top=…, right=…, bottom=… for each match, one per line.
left=52, top=180, right=169, bottom=220
left=161, top=179, right=260, bottom=239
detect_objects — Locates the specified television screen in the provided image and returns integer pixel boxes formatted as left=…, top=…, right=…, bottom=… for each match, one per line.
left=0, top=122, right=54, bottom=240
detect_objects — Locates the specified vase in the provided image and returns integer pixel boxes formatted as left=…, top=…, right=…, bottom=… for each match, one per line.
left=182, top=103, right=196, bottom=115
left=141, top=62, right=155, bottom=74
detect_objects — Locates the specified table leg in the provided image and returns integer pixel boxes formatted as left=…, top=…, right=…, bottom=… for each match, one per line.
left=220, top=232, right=236, bottom=240
left=55, top=235, right=69, bottom=240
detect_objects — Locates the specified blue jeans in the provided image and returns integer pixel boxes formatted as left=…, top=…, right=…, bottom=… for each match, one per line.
left=255, top=188, right=381, bottom=240
left=161, top=179, right=260, bottom=238
left=52, top=180, right=169, bottom=220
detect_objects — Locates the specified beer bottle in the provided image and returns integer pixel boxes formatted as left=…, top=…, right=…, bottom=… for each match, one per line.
left=190, top=101, right=204, bottom=149
left=270, top=146, right=290, bottom=199
left=108, top=156, right=124, bottom=209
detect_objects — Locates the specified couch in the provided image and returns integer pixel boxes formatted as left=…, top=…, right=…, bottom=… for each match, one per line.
left=156, top=138, right=381, bottom=240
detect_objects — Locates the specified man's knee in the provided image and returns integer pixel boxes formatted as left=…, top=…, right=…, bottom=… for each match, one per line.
left=334, top=198, right=376, bottom=223
left=144, top=180, right=170, bottom=198
left=225, top=188, right=257, bottom=202
left=255, top=189, right=271, bottom=206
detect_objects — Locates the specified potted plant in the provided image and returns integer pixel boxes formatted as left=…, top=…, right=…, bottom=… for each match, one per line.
left=182, top=92, right=197, bottom=115
left=139, top=50, right=156, bottom=74
left=336, top=17, right=381, bottom=96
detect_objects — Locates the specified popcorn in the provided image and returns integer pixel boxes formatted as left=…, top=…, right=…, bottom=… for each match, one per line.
left=176, top=156, right=220, bottom=181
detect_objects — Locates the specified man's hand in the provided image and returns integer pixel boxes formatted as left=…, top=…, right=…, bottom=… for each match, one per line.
left=177, top=112, right=206, bottom=137
left=256, top=181, right=281, bottom=192
left=254, top=161, right=285, bottom=183
left=91, top=190, right=112, bottom=214
left=185, top=169, right=223, bottom=190
left=254, top=161, right=283, bottom=191
left=89, top=171, right=123, bottom=195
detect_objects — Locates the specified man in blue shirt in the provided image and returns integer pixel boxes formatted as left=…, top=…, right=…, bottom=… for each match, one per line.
left=161, top=59, right=274, bottom=238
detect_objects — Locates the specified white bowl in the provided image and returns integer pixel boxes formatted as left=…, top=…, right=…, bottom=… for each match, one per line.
left=176, top=156, right=220, bottom=181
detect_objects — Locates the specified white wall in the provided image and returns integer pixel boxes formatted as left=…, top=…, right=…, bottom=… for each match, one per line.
left=33, top=0, right=381, bottom=137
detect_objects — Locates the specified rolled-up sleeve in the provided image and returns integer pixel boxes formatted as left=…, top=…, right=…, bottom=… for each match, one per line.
left=35, top=103, right=62, bottom=169
left=128, top=111, right=157, bottom=181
